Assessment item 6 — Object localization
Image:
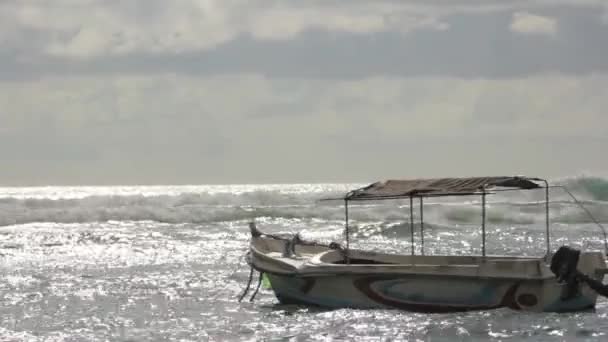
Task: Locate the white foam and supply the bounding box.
[0,180,606,226]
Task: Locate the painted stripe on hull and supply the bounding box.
[353,276,521,313]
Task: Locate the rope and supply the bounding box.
[238,266,254,302]
[249,271,264,302]
[556,186,608,255]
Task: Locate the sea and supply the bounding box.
[1,176,608,341]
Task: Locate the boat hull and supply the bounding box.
[248,234,606,312]
[266,273,597,313]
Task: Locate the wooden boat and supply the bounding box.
[246,176,608,312]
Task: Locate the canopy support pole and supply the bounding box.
[481,189,486,257]
[410,195,415,256]
[420,197,425,255]
[344,199,350,265]
[543,180,551,256]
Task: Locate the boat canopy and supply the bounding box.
[345,176,543,201]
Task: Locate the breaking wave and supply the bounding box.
[0,177,607,227]
[556,176,608,202]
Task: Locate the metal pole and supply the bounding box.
[344,199,350,264]
[482,190,486,257]
[410,195,415,256]
[544,181,550,256]
[420,197,425,255]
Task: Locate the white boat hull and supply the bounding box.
[266,273,597,312]
[250,236,606,312]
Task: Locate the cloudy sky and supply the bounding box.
[1,0,608,185]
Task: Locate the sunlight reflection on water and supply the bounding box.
[1,184,608,340]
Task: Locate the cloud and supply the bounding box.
[3,73,608,138]
[3,0,602,60]
[2,1,608,186]
[1,72,608,184]
[0,0,455,59]
[249,7,452,41]
[510,12,557,35]
[1,2,607,81]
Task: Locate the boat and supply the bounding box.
[244,176,608,312]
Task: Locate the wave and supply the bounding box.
[351,222,455,239]
[555,176,608,202]
[0,196,337,227]
[0,177,607,226]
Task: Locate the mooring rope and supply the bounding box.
[238,266,255,302]
[249,271,264,302]
[555,186,608,255]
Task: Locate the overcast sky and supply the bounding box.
[1,0,608,185]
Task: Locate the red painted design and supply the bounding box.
[353,276,521,313]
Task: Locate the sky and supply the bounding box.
[1,0,608,185]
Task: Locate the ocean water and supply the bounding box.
[1,177,608,341]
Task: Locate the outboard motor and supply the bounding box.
[550,246,580,283]
[551,245,608,299]
[550,246,581,300]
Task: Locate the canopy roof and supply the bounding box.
[345,176,543,200]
